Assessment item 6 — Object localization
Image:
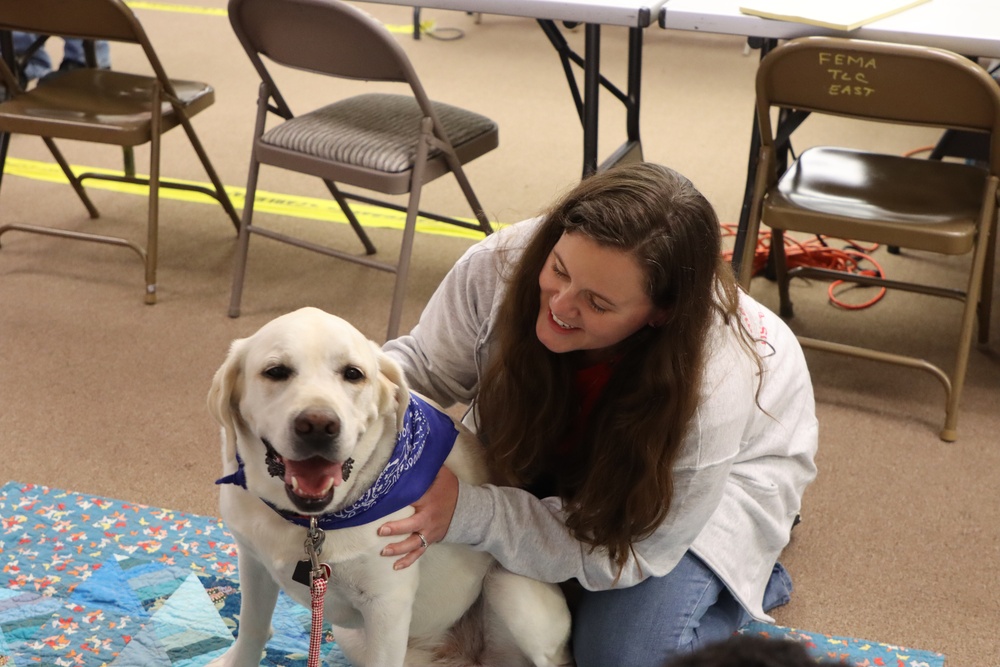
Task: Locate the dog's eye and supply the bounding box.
[262,365,293,381]
[343,366,365,382]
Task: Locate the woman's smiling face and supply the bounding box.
[535,231,665,362]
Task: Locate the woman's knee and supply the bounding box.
[572,607,685,667]
[568,553,747,667]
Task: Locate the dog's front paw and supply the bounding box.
[203,640,276,667]
[202,647,248,667]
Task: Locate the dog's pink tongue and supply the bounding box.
[283,457,344,498]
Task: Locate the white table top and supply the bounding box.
[365,0,669,27]
[658,0,1000,58]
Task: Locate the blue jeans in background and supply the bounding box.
[570,551,793,667]
[12,33,111,83]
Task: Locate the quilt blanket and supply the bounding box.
[0,482,945,667]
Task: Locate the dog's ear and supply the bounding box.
[374,345,410,433]
[207,337,248,463]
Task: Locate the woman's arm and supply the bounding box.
[383,221,540,407]
[381,333,755,585]
[382,247,491,407]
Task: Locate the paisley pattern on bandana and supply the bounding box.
[319,394,457,528]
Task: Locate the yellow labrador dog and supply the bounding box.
[206,307,572,667]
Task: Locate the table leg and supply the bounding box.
[537,20,645,178]
[597,25,645,172]
[582,24,601,176]
[626,27,643,152]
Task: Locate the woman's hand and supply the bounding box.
[378,466,459,570]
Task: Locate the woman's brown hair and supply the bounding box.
[475,162,746,573]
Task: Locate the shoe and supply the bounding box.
[0,68,29,99]
[37,59,87,85]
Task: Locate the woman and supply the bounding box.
[379,162,818,665]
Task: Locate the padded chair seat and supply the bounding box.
[765,147,987,255]
[0,69,215,145]
[260,92,498,175]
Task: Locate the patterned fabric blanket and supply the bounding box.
[0,482,945,667]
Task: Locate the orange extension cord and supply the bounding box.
[727,144,938,311]
[722,226,887,310]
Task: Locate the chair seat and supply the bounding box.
[0,69,215,146]
[765,146,987,254]
[259,92,498,178]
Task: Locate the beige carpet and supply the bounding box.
[1,3,998,665]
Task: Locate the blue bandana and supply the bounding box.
[216,394,458,530]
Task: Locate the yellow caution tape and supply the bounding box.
[5,157,496,240]
[126,1,227,16]
[124,1,435,34]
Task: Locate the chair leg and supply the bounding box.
[123,146,135,178]
[976,210,996,344]
[322,179,377,255]
[177,112,242,232]
[230,84,272,317]
[387,191,420,341]
[736,206,761,290]
[443,151,492,235]
[228,158,262,318]
[737,145,772,289]
[386,122,432,341]
[145,86,162,305]
[771,228,793,318]
[42,137,99,219]
[941,190,998,442]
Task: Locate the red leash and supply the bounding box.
[308,569,330,667]
[305,518,331,667]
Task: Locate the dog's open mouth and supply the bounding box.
[263,438,346,513]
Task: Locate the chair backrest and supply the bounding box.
[228,0,420,86]
[756,36,1000,175]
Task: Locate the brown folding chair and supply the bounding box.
[738,36,1000,442]
[0,0,240,304]
[227,0,497,340]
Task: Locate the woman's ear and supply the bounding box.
[648,308,670,329]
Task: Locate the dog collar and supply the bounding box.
[216,394,458,531]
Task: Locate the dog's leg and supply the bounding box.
[354,596,414,667]
[208,544,280,666]
[483,570,574,667]
[329,626,365,666]
[336,559,421,667]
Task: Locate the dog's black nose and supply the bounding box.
[293,408,341,451]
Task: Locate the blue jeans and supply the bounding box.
[571,552,793,667]
[12,33,111,82]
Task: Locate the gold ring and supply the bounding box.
[416,532,428,549]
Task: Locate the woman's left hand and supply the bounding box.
[378,466,459,570]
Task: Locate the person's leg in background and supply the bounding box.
[570,552,793,667]
[11,32,52,84]
[10,35,111,88]
[59,39,111,71]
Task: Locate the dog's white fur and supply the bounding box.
[206,307,571,667]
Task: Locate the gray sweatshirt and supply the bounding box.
[383,218,818,621]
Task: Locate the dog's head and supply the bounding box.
[208,307,409,514]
